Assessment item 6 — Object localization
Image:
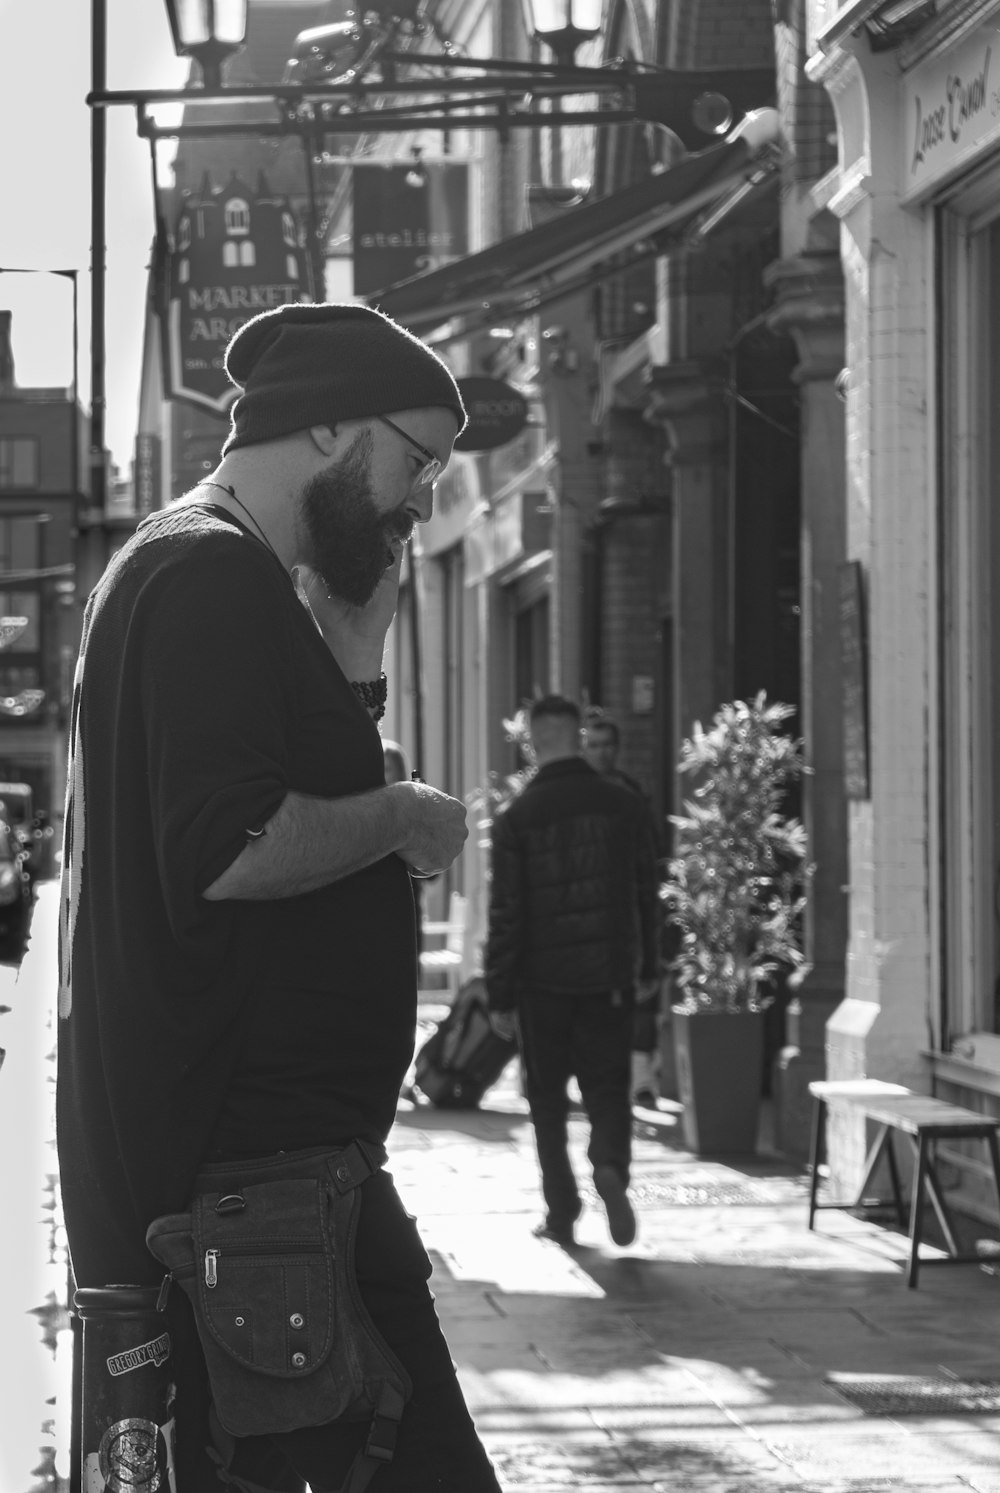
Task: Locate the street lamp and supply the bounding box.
[521,0,602,67]
[163,0,249,89]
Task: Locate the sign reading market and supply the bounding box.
[903,25,1000,198]
[164,173,309,413]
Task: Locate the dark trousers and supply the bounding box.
[517,989,633,1230]
[170,1163,500,1493]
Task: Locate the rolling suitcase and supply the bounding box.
[413,977,517,1108]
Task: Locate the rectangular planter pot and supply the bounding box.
[672,1005,764,1155]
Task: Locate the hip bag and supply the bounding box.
[146,1141,412,1493]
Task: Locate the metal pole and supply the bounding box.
[300,130,326,299]
[69,269,80,503]
[89,0,108,565]
[74,1286,177,1493]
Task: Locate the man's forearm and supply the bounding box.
[203,787,403,901]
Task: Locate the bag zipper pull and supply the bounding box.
[204,1248,219,1288]
[155,1274,172,1312]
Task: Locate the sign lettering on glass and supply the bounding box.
[354,164,468,297]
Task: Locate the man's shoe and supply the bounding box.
[532,1219,575,1247]
[593,1164,637,1246]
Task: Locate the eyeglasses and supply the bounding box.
[376,414,442,488]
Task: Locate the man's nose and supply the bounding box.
[409,484,435,524]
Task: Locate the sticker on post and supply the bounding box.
[98,1417,166,1492]
[106,1332,172,1377]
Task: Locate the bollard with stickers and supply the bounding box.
[74,1286,177,1493]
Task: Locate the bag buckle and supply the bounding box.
[215,1192,246,1215]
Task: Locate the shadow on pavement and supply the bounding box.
[429,1243,1000,1491]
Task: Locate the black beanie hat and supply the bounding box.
[221,302,466,454]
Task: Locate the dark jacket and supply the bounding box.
[485,756,659,1011]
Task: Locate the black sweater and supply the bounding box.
[484,757,659,1011]
[57,505,416,1287]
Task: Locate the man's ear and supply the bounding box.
[308,424,338,456]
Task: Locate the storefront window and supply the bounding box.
[940,187,1000,1042]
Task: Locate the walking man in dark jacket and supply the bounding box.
[485,695,660,1247]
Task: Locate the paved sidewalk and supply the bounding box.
[393,1005,1000,1493]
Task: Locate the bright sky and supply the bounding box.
[0,0,187,474]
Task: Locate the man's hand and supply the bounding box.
[294,556,402,680]
[489,1010,518,1042]
[390,779,469,876]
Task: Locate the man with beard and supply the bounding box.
[57,304,502,1491]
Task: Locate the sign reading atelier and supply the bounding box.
[354,163,469,296]
[163,172,310,413]
[454,377,529,452]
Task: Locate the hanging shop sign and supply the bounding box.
[160,173,309,414]
[903,23,999,200]
[454,377,529,452]
[354,163,469,297]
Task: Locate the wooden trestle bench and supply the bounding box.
[807,1078,1000,1288]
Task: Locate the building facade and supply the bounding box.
[377,0,808,1087]
[134,0,912,1176]
[0,312,84,836]
[807,0,1000,1216]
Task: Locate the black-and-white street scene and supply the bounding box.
[5,1,1000,1489]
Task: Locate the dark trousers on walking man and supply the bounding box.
[517,987,634,1241]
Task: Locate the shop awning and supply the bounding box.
[368,137,778,337]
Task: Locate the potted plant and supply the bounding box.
[662,693,810,1154]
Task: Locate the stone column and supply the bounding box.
[542,295,603,704]
[766,255,848,1158]
[807,28,936,1195]
[644,362,731,768]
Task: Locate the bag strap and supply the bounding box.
[340,1383,407,1493]
[204,1409,286,1493]
[205,1383,406,1493]
[325,1138,385,1195]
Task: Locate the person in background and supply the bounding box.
[485,695,660,1249]
[57,302,501,1492]
[582,712,645,798]
[583,710,665,1110]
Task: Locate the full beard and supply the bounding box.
[300,431,413,606]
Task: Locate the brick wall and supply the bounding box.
[666,0,774,70]
[776,1,838,183]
